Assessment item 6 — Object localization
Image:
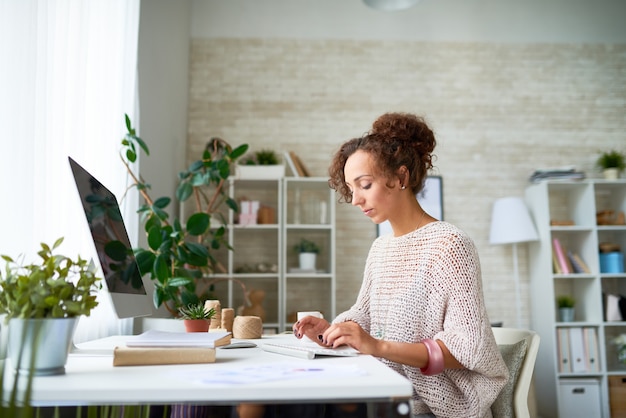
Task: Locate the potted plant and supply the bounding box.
[120,114,249,317]
[556,295,575,322]
[178,303,216,333]
[596,149,625,180]
[0,237,102,376]
[236,149,285,179]
[293,238,320,271]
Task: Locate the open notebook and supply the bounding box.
[261,341,359,360]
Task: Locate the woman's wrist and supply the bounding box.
[420,338,445,375]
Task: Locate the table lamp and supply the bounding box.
[489,197,539,328]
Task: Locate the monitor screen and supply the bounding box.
[68,156,152,319]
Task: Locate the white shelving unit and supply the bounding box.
[526,179,626,418]
[205,177,335,333]
[283,177,336,329]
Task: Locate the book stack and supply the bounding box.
[556,327,600,373]
[552,238,590,274]
[529,167,586,183]
[113,330,232,366]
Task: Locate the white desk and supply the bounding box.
[13,334,412,410]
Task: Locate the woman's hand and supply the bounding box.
[292,315,330,345]
[322,321,381,355]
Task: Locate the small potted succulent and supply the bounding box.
[556,295,575,322]
[596,149,625,180]
[293,238,320,271]
[178,302,216,333]
[0,237,102,375]
[236,149,285,179]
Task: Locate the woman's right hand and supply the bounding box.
[292,315,331,346]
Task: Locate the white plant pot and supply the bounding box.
[602,168,620,180]
[7,317,78,375]
[559,307,575,322]
[235,164,285,180]
[299,253,317,271]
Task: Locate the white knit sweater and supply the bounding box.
[334,221,508,418]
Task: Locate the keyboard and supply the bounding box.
[261,342,359,360]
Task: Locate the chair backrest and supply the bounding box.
[491,327,541,418]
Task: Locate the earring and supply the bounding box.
[401,185,406,190]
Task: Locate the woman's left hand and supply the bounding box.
[322,321,380,355]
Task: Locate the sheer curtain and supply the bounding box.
[0,0,141,343]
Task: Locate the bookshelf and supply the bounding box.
[199,177,336,333]
[526,179,626,418]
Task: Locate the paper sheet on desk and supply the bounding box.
[174,361,367,385]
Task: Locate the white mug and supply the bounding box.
[296,311,324,343]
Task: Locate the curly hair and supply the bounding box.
[328,113,436,203]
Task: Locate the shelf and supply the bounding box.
[205,177,335,333]
[527,179,626,418]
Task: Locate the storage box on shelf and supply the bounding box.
[609,375,626,417]
[526,179,626,418]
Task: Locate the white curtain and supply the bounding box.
[0,0,141,343]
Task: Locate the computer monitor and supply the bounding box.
[68,156,152,319]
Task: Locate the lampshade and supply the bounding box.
[489,197,539,245]
[363,0,421,11]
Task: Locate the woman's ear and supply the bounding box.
[397,166,409,189]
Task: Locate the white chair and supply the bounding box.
[491,327,541,418]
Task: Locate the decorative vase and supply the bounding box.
[183,319,210,333]
[299,252,317,271]
[242,289,267,321]
[7,317,78,376]
[559,307,575,322]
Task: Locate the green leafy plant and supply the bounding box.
[596,150,626,172]
[293,238,320,254]
[241,149,279,165]
[120,114,248,317]
[556,295,575,309]
[0,237,101,320]
[178,303,216,320]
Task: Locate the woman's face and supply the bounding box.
[344,150,399,225]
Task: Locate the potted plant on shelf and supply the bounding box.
[0,237,102,376]
[236,148,285,179]
[293,238,320,271]
[120,114,249,317]
[556,295,575,322]
[596,149,625,180]
[178,303,216,333]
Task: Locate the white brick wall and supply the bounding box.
[187,38,626,328]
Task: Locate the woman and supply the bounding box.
[294,112,508,418]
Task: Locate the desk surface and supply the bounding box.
[15,334,413,407]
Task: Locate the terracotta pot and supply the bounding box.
[183,319,210,333]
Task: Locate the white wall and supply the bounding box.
[136,0,191,316]
[191,0,626,44]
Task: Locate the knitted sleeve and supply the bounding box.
[429,230,503,376]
